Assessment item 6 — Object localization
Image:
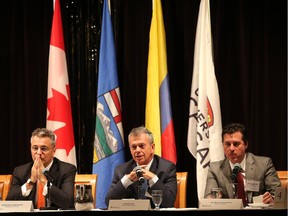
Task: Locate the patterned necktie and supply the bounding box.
[139,179,148,199]
[37,181,45,208]
[237,171,247,206]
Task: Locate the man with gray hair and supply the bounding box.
[105,126,177,208]
[7,128,77,210]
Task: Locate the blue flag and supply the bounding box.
[93,0,125,208]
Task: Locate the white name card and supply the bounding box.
[199,199,243,210]
[108,199,151,210]
[0,200,34,212]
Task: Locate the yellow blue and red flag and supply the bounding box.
[145,0,177,164]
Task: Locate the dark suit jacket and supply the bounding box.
[204,152,281,203]
[6,157,77,209]
[105,155,177,208]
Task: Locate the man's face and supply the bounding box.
[223,131,248,164]
[30,136,56,167]
[129,133,155,165]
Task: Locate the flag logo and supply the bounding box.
[94,88,123,162]
[47,87,74,156]
[207,97,213,127]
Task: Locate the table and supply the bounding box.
[2,208,287,216]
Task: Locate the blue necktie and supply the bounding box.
[139,179,148,199]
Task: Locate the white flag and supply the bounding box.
[187,0,224,199]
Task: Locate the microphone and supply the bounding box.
[231,163,241,183]
[43,170,55,184]
[134,166,145,183]
[40,170,58,210]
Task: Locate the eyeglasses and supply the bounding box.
[31,146,50,152]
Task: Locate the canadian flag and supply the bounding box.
[46,0,77,166]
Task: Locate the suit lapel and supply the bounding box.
[48,158,60,185]
[245,153,255,202]
[245,153,255,179]
[149,156,158,174]
[221,159,234,198]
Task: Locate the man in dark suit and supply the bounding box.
[204,123,281,205]
[105,126,177,208]
[6,128,77,209]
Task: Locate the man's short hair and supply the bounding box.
[128,126,154,144]
[222,123,248,143]
[31,128,56,147]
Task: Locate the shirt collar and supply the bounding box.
[137,158,154,170]
[44,159,54,171]
[229,154,246,172]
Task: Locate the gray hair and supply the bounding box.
[128,126,154,144]
[31,128,56,148]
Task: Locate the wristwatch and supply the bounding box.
[27,178,35,186]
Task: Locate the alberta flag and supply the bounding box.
[145,0,177,164]
[92,0,125,208]
[187,0,224,199]
[46,0,77,167]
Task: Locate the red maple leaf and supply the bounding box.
[47,86,74,156]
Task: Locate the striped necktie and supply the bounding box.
[139,179,148,199]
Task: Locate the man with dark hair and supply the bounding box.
[7,128,77,209]
[204,122,281,205]
[105,126,177,208]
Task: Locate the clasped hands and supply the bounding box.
[127,165,155,182]
[30,155,48,185]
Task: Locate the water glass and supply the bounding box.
[152,190,163,210]
[211,188,222,199]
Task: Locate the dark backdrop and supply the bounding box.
[0,0,286,207]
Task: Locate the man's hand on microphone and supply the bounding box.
[142,169,155,180]
[137,165,155,180]
[127,169,140,182]
[127,165,154,182]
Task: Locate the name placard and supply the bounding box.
[0,200,34,212]
[274,187,287,209]
[108,199,151,210]
[199,199,243,210]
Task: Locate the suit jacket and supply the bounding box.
[105,155,177,208]
[204,152,281,203]
[6,157,77,209]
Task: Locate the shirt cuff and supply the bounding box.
[43,183,49,196]
[121,175,133,189]
[148,175,159,187]
[22,183,32,197]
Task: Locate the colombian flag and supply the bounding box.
[145,0,177,164]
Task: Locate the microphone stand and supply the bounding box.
[232,182,238,199]
[231,165,240,199]
[46,180,51,207]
